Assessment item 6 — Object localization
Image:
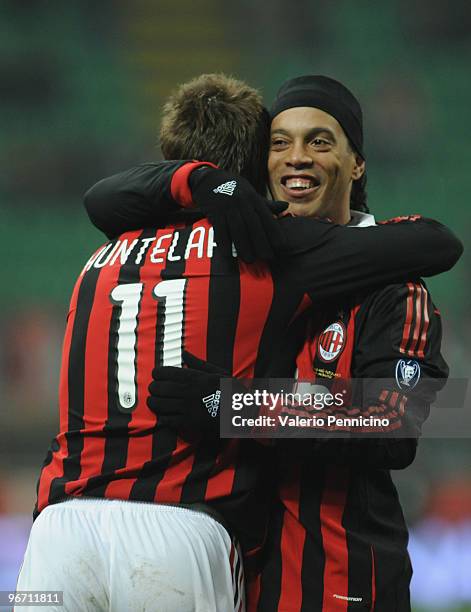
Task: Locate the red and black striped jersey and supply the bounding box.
[252,282,448,611]
[35,221,279,554]
[35,208,454,555]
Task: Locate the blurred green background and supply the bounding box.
[0,1,470,610]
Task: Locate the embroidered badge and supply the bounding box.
[395,359,421,390]
[318,322,346,363]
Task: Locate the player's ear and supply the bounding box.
[351,155,365,181]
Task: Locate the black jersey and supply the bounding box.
[253,282,448,611]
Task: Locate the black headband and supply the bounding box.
[270,75,364,159]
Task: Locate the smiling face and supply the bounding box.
[268,107,365,223]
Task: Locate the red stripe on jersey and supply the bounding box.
[279,462,302,522]
[277,466,304,611]
[170,161,217,208]
[105,478,136,500]
[370,546,376,611]
[153,437,195,501]
[37,277,82,511]
[182,221,212,360]
[417,287,430,359]
[409,284,423,356]
[246,572,261,612]
[321,466,349,612]
[232,261,274,378]
[400,283,415,355]
[389,391,399,409]
[278,509,305,612]
[66,255,122,497]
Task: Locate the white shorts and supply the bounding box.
[16,498,245,612]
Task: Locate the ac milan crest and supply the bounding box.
[318,321,346,363]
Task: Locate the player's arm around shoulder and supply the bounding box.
[274,215,463,304]
[83,160,206,239]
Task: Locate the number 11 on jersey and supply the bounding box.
[110,279,187,412]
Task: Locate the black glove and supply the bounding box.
[148,351,229,435]
[189,167,288,263]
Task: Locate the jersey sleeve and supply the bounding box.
[352,280,448,429]
[84,161,213,238]
[283,282,449,469]
[276,216,463,302]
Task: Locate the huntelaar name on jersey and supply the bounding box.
[82,227,219,275]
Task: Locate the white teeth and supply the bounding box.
[285,178,314,190]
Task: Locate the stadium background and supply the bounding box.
[0,1,469,610]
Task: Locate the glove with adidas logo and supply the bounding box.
[148,351,234,436]
[189,167,288,263]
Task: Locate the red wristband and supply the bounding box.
[170,161,218,208]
